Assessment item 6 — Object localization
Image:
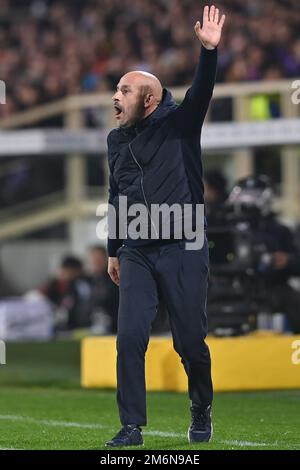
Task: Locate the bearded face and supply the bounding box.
[112,83,146,128]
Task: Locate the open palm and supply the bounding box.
[194,5,225,50]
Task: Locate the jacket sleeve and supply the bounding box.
[174,46,217,134]
[107,137,123,257]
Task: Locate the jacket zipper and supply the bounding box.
[128,141,159,239]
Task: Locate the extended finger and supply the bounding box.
[194,20,200,32]
[214,7,219,23]
[203,5,209,25]
[219,14,226,28]
[112,272,119,286]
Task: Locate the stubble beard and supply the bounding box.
[119,94,146,128]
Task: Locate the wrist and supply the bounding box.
[202,43,216,50]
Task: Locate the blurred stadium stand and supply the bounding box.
[0,0,299,337]
[0,0,299,116]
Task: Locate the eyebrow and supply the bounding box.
[116,84,132,91]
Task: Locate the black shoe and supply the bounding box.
[188,404,213,443]
[105,424,143,448]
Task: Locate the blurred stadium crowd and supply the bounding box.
[0,1,300,339]
[0,0,300,117]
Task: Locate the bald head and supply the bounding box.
[122,71,163,105]
[112,70,163,128]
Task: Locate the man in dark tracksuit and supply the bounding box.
[105,5,226,447]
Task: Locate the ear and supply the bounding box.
[144,93,154,108]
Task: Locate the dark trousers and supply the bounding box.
[116,238,213,426]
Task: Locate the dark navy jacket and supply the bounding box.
[107,47,217,257]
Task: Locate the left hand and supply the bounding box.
[194,5,226,50]
[108,257,120,286]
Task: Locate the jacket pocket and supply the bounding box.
[116,244,126,259]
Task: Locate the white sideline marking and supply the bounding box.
[221,439,269,447]
[146,430,186,438]
[0,447,17,450]
[146,431,273,447]
[0,414,106,430]
[0,414,289,448]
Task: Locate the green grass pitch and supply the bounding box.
[0,341,299,450]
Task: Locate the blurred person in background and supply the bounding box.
[227,175,300,333]
[0,265,16,297]
[86,245,119,334]
[41,255,93,331]
[204,169,228,226]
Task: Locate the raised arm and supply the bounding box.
[175,5,226,131]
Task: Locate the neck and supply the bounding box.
[143,103,159,120]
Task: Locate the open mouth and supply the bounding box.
[114,104,123,118]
